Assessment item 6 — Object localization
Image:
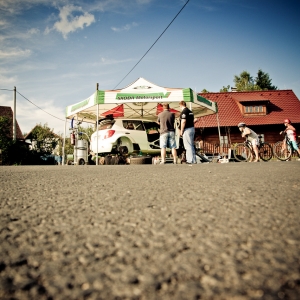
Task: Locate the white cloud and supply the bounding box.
[0,93,66,135]
[136,0,152,3]
[111,22,138,32]
[47,5,95,39]
[0,48,31,59]
[0,74,17,84]
[0,20,7,27]
[101,57,133,65]
[27,28,40,35]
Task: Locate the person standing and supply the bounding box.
[238,122,259,162]
[179,101,196,164]
[157,103,177,164]
[280,118,300,159]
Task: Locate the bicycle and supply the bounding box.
[273,133,300,161]
[233,135,273,162]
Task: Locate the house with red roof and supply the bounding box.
[194,90,300,153]
[0,106,24,140]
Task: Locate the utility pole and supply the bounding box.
[13,86,16,141]
[96,83,99,165]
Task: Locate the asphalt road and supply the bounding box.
[0,161,300,300]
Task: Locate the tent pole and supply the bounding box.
[74,114,78,164]
[62,118,67,165]
[96,104,99,165]
[13,86,16,141]
[216,112,222,155]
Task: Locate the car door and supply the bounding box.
[122,120,149,151]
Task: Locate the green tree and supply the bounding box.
[0,116,13,164]
[255,69,277,90]
[30,123,60,155]
[201,89,210,93]
[220,85,231,92]
[0,116,31,165]
[234,71,260,91]
[78,125,94,141]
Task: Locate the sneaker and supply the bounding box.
[297,158,300,161]
[160,161,166,164]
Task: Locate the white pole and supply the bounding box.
[62,118,67,165]
[96,103,99,165]
[13,86,16,141]
[74,114,78,164]
[216,112,222,154]
[96,83,99,166]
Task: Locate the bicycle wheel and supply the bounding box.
[259,143,273,161]
[233,143,251,162]
[273,141,292,161]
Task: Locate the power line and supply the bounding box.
[1,1,190,122]
[16,90,66,122]
[113,0,190,89]
[1,88,68,123]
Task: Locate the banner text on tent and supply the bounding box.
[116,92,171,101]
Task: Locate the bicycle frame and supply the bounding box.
[273,133,300,161]
[233,135,273,162]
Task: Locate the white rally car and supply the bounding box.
[90,117,181,157]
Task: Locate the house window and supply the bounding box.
[245,105,263,113]
[244,105,266,115]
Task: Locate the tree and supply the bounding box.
[0,116,31,165]
[220,85,231,92]
[29,123,60,155]
[0,116,13,164]
[255,69,277,90]
[233,71,260,91]
[232,69,277,91]
[201,89,210,93]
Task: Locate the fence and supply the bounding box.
[195,142,231,155]
[197,142,299,159]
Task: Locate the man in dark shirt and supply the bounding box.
[157,103,177,164]
[179,100,196,164]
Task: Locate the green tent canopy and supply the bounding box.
[66,77,218,123]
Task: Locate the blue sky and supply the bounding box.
[1,0,299,134]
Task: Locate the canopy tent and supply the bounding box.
[63,78,221,165]
[65,77,218,123]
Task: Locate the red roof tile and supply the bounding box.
[195,90,300,128]
[232,94,267,102]
[0,106,24,139]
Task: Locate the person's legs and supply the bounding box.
[253,145,259,162]
[168,131,177,163]
[171,148,177,163]
[291,141,300,158]
[183,128,196,163]
[160,133,168,163]
[161,148,166,163]
[252,139,259,162]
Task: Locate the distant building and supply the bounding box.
[195,90,300,152]
[0,106,24,140]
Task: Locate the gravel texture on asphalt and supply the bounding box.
[0,162,300,300]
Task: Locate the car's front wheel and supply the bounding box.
[117,137,133,154]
